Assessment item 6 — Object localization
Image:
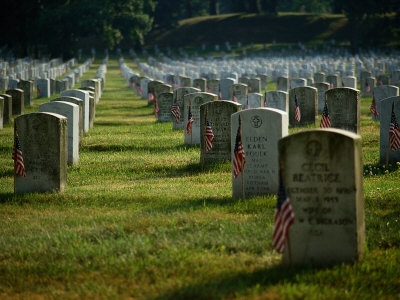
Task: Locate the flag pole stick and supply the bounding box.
[13,122,16,195]
[286,233,293,268]
[201,107,208,171]
[190,100,193,146]
[386,103,394,169]
[240,117,245,199]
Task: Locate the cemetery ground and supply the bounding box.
[0,57,399,299]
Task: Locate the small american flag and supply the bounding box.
[294,94,301,123]
[204,120,214,152]
[320,100,331,128]
[171,99,181,123]
[272,175,295,253]
[181,81,185,87]
[148,92,154,101]
[233,116,245,179]
[248,86,253,93]
[37,85,41,96]
[206,87,212,93]
[379,80,383,86]
[173,83,179,89]
[277,80,281,90]
[232,91,238,103]
[330,82,334,89]
[136,86,143,95]
[154,98,159,118]
[389,102,400,151]
[264,91,268,107]
[12,132,26,178]
[186,105,194,134]
[218,89,222,100]
[370,93,379,118]
[365,81,371,93]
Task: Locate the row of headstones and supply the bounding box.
[136,52,399,87]
[0,60,94,129]
[1,58,74,81]
[14,62,107,194]
[128,75,366,266]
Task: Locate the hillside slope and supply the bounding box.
[146,12,397,49]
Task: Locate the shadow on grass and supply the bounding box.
[363,162,400,177]
[154,264,322,299]
[83,143,199,153]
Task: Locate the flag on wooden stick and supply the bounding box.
[294,94,301,123]
[171,98,181,123]
[272,174,295,253]
[204,120,214,152]
[389,102,400,152]
[370,93,379,118]
[186,105,194,135]
[233,116,245,179]
[320,99,331,128]
[13,131,26,178]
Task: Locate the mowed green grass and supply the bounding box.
[0,58,399,299]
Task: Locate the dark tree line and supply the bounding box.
[0,0,398,58]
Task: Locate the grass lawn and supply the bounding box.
[0,57,399,299]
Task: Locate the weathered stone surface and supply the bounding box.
[288,87,318,127]
[326,88,360,134]
[279,129,365,266]
[206,79,220,95]
[200,100,242,164]
[247,93,263,108]
[248,78,261,93]
[36,79,50,98]
[17,80,33,106]
[290,78,307,89]
[62,89,90,132]
[232,108,288,198]
[157,92,174,122]
[379,96,400,164]
[373,85,399,121]
[265,91,288,113]
[179,76,192,88]
[52,97,84,141]
[277,76,289,92]
[6,89,24,116]
[326,74,341,88]
[193,78,206,92]
[15,112,68,193]
[39,101,79,165]
[220,78,234,100]
[229,83,248,107]
[183,92,217,145]
[342,76,357,89]
[0,94,12,123]
[0,97,3,129]
[172,87,200,130]
[314,72,325,83]
[312,82,330,111]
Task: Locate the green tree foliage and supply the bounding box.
[0,0,155,58]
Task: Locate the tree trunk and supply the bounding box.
[209,0,217,15]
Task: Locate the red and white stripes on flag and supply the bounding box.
[272,175,295,253]
[365,82,371,93]
[218,90,222,100]
[171,100,181,123]
[148,92,154,101]
[204,120,214,152]
[12,133,26,178]
[320,100,331,128]
[389,102,400,151]
[370,93,379,118]
[294,94,301,123]
[186,105,194,135]
[233,116,245,179]
[232,91,238,103]
[154,98,159,118]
